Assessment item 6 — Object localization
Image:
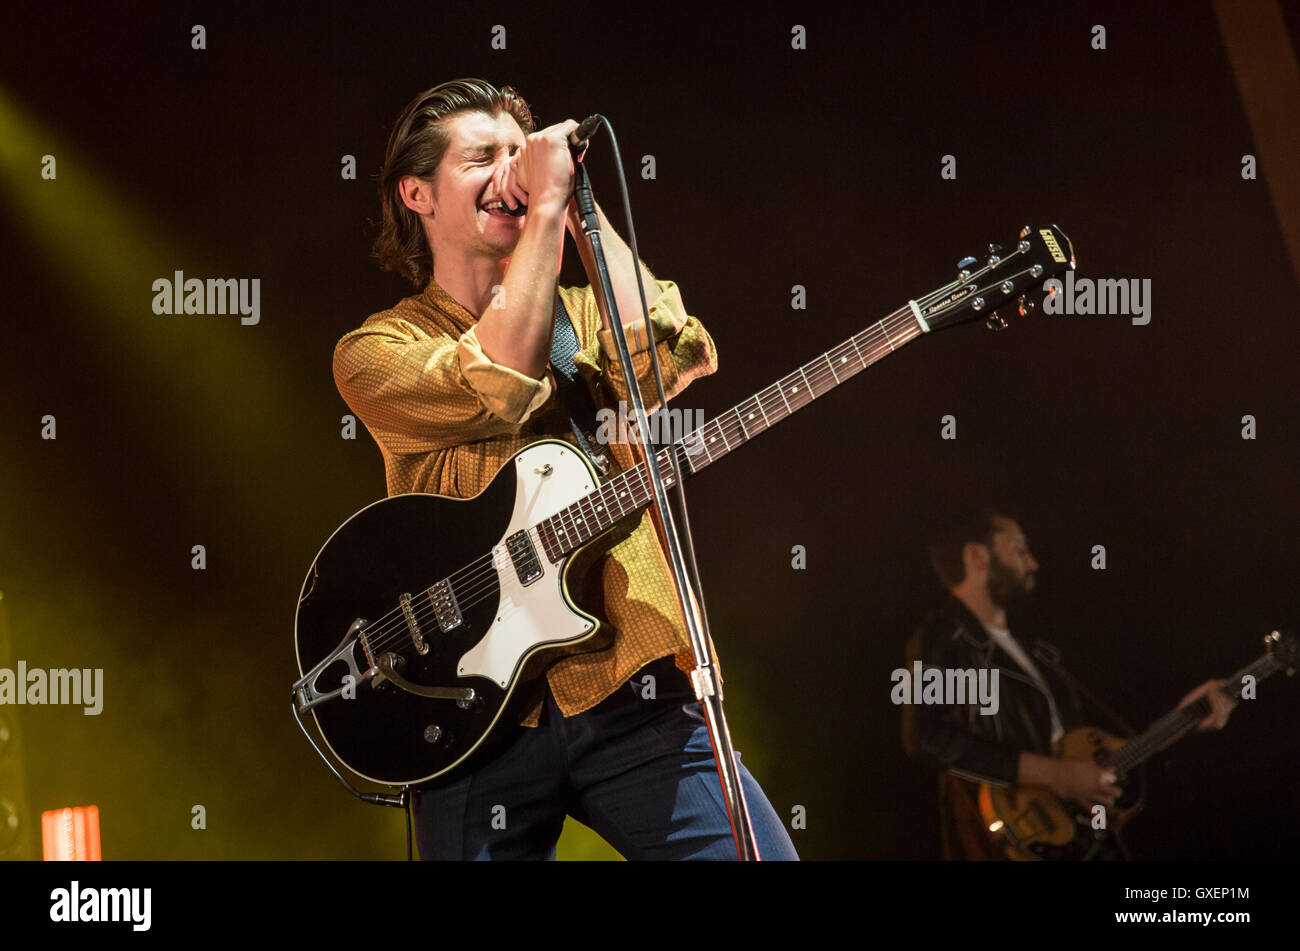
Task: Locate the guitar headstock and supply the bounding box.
[920,224,1075,333]
[1265,629,1298,675]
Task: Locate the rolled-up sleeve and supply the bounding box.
[590,279,717,411]
[333,319,554,454]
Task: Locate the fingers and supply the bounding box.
[506,154,528,209]
[1207,685,1235,729]
[1194,679,1235,730]
[1096,769,1121,806]
[1177,680,1211,710]
[492,160,507,204]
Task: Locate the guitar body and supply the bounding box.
[979,727,1138,861]
[294,439,607,787]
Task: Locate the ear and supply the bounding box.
[399,174,435,216]
[962,540,990,576]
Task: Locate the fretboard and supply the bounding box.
[536,304,926,561]
[1107,652,1281,774]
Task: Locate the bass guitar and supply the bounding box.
[979,629,1297,860]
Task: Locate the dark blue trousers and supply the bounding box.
[411,656,799,860]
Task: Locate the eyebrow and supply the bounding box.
[462,142,520,157]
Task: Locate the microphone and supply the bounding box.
[568,114,601,154]
[500,115,600,216]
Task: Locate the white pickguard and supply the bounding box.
[457,443,600,688]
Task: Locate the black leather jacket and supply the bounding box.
[901,595,1086,858]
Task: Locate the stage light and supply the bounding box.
[42,805,102,860]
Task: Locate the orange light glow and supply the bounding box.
[41,806,101,860]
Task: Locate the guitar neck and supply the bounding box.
[1108,652,1281,773]
[536,303,928,561]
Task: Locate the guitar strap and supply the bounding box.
[1031,641,1137,738]
[549,292,611,477]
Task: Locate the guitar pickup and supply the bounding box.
[400,592,429,654]
[429,579,462,633]
[505,529,542,586]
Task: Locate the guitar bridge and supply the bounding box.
[400,592,429,654]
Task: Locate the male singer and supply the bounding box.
[333,78,797,860]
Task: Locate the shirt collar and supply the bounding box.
[421,278,480,334]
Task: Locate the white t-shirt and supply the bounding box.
[983,622,1064,744]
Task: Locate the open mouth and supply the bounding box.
[480,198,520,219]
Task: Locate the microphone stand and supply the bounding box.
[565,118,759,860]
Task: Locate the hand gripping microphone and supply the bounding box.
[500,115,601,216]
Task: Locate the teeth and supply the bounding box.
[484,200,504,211]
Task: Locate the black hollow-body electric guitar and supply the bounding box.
[294,225,1076,787]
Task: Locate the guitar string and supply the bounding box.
[354,267,1030,658]
[354,263,1039,658]
[356,305,922,658]
[1118,658,1268,767]
[355,264,1035,659]
[1108,654,1276,771]
[354,300,928,658]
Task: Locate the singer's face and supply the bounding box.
[429,110,527,257]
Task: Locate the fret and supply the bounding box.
[539,303,932,558]
[849,334,868,369]
[660,449,678,488]
[835,342,861,377]
[574,494,594,541]
[591,486,610,526]
[716,415,732,452]
[594,486,613,531]
[880,322,895,351]
[1110,653,1281,774]
[777,378,794,415]
[682,429,708,473]
[732,408,748,444]
[826,351,841,384]
[797,365,814,400]
[817,353,837,392]
[862,326,887,365]
[699,424,716,464]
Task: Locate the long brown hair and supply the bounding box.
[372,78,535,288]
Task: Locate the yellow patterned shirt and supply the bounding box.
[333,277,720,726]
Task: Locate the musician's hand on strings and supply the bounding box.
[1176,678,1236,731]
[1052,759,1124,810]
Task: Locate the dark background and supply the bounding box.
[1,1,1297,860]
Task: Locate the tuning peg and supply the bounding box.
[957,255,977,279]
[1019,225,1031,238]
[986,243,1002,267]
[1017,293,1035,316]
[984,310,1008,331]
[987,243,1003,255]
